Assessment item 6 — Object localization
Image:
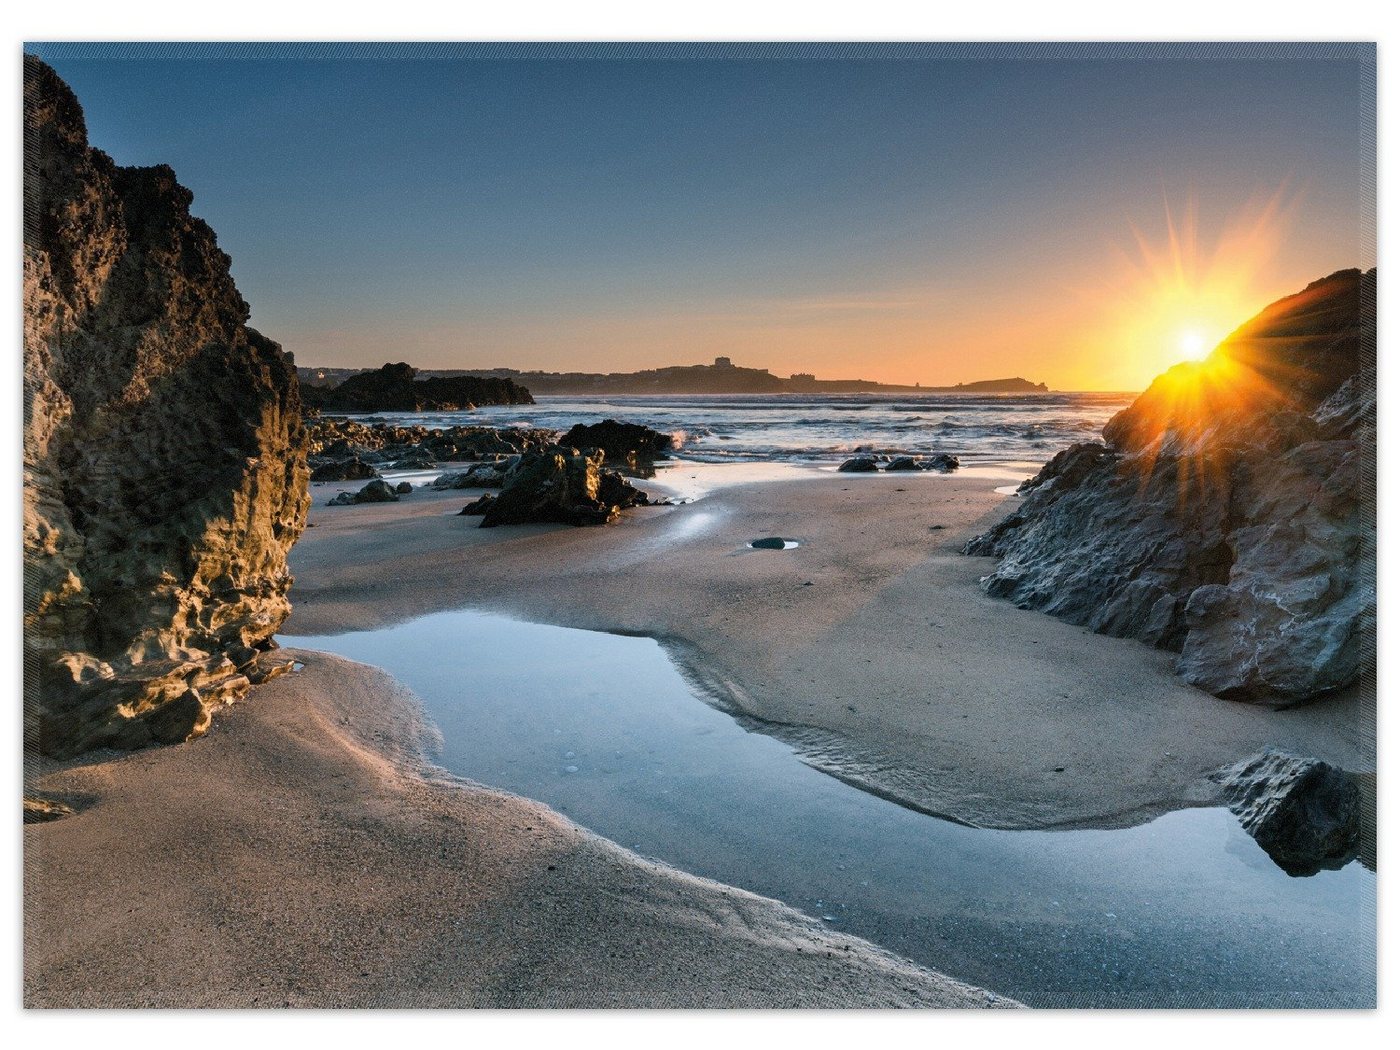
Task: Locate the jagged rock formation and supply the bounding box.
[1211,749,1362,876]
[479,449,649,527]
[23,56,310,756]
[309,457,379,482]
[965,269,1375,706]
[302,361,533,412]
[307,417,555,471]
[560,419,673,475]
[432,463,513,489]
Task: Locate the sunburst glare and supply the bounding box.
[1088,184,1305,388]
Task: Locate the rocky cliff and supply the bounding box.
[24,56,310,756]
[965,269,1375,706]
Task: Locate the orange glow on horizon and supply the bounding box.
[1087,185,1304,389]
[277,184,1341,393]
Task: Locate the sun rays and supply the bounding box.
[1092,187,1318,504]
[1088,183,1306,389]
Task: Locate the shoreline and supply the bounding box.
[24,649,1013,1008]
[25,458,1374,1008]
[285,465,1373,832]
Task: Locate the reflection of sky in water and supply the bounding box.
[289,610,1375,1008]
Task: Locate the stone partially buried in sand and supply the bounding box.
[459,494,496,516]
[750,537,799,550]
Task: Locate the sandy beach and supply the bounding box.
[25,461,1373,1007]
[24,648,1010,1008]
[21,42,1378,1017]
[287,467,1373,831]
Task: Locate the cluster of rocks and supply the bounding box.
[310,415,669,527]
[300,361,534,412]
[965,269,1375,707]
[839,453,960,473]
[23,57,309,756]
[308,418,558,496]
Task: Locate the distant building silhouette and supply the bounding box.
[714,356,733,369]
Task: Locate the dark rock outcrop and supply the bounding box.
[302,361,533,412]
[328,480,400,506]
[560,419,673,475]
[883,453,958,472]
[309,457,379,482]
[965,269,1375,706]
[838,457,880,473]
[480,448,648,528]
[1211,748,1362,876]
[458,494,497,516]
[431,462,513,489]
[24,56,310,756]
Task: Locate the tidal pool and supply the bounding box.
[286,610,1375,1008]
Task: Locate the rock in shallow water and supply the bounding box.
[750,537,789,549]
[884,457,922,472]
[1211,748,1362,877]
[838,457,880,473]
[431,462,512,489]
[23,57,309,757]
[964,269,1375,706]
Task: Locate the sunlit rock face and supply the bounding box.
[965,269,1375,706]
[479,448,649,527]
[23,56,310,756]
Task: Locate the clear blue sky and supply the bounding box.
[27,43,1374,389]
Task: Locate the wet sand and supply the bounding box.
[24,652,1010,1008]
[24,462,1372,1008]
[287,466,1373,830]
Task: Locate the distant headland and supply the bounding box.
[299,357,1050,396]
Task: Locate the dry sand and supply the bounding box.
[287,467,1374,830]
[24,651,1011,1008]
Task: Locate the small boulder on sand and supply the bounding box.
[328,480,401,506]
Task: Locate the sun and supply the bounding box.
[1084,184,1302,388]
[1177,328,1210,360]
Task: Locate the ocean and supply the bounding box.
[346,391,1137,466]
